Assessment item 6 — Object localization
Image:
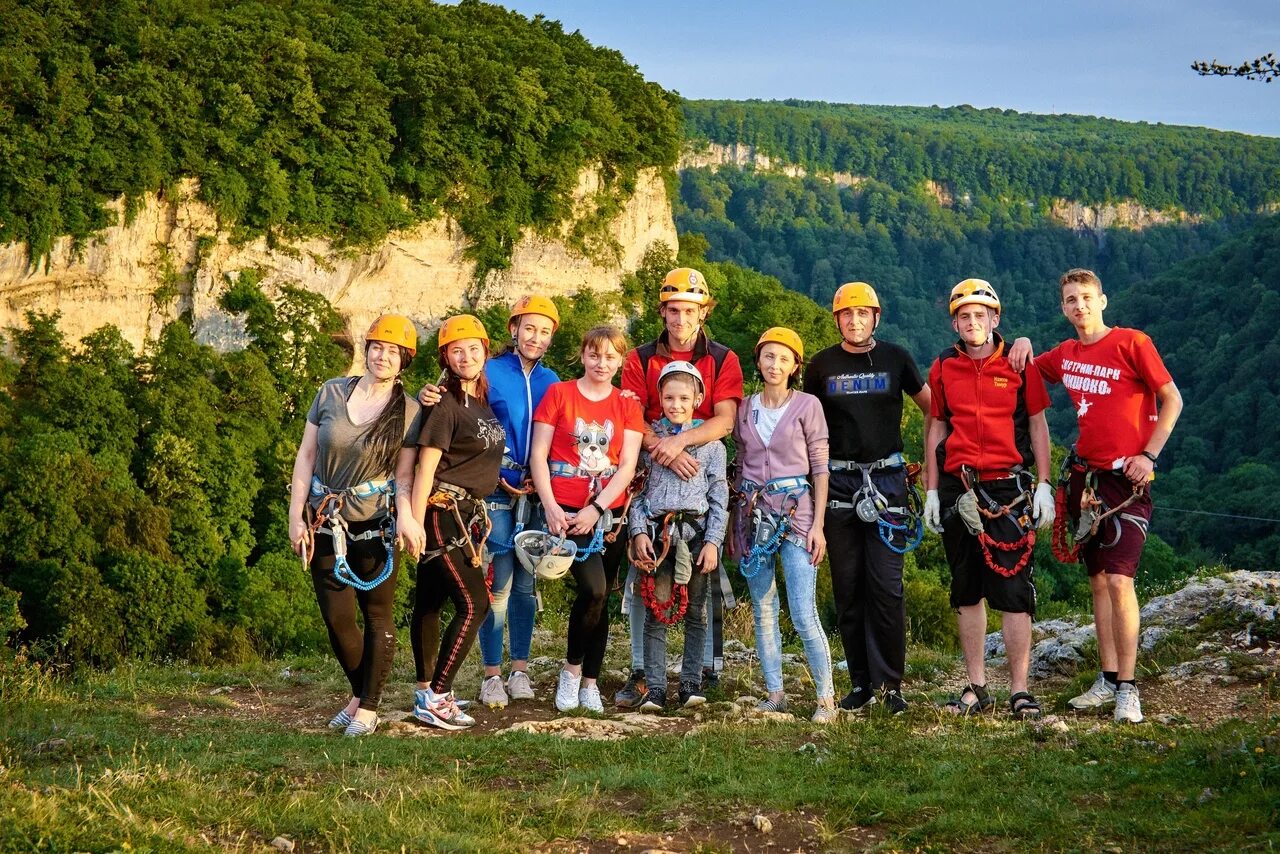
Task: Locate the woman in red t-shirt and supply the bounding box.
[531,326,644,713]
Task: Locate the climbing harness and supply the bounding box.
[1051,450,1149,563]
[827,455,925,554]
[959,467,1036,578]
[421,482,492,569]
[307,475,397,591]
[630,510,704,625]
[735,476,808,578]
[607,466,650,544]
[548,461,621,561]
[485,477,537,557]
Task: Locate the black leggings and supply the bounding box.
[310,517,398,712]
[411,502,491,693]
[564,506,627,679]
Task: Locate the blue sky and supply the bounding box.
[495,0,1280,137]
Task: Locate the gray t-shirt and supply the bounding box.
[306,377,424,522]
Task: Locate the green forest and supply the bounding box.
[0,0,682,271]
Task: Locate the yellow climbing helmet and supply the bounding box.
[437,314,490,349]
[659,267,712,305]
[949,278,1001,315]
[832,282,881,316]
[508,295,560,330]
[366,314,418,356]
[754,327,804,361]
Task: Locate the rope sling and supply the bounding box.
[1051,450,1149,563]
[826,457,926,554]
[735,476,809,579]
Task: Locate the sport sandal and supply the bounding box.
[1010,691,1042,720]
[944,683,993,716]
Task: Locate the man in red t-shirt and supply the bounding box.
[615,267,745,707]
[1029,269,1182,724]
[924,279,1056,720]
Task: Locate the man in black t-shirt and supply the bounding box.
[803,282,932,715]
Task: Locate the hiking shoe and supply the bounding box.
[701,666,720,690]
[555,669,582,712]
[811,705,839,724]
[343,714,378,737]
[884,689,908,716]
[328,709,354,729]
[756,695,789,713]
[615,669,647,709]
[578,684,605,713]
[639,686,668,713]
[479,675,509,709]
[507,670,535,701]
[838,686,877,713]
[413,689,475,730]
[1069,674,1117,711]
[678,682,706,708]
[1114,684,1144,724]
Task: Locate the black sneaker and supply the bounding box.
[884,689,908,716]
[615,669,646,709]
[839,686,878,712]
[678,681,706,708]
[639,686,667,714]
[701,667,720,690]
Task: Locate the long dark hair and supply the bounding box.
[438,343,490,404]
[362,344,415,472]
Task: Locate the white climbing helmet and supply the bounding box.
[513,530,577,580]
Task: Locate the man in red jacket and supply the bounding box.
[615,267,744,707]
[924,279,1056,720]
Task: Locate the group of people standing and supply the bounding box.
[288,264,1180,737]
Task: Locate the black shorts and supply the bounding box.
[1066,468,1152,579]
[938,472,1037,616]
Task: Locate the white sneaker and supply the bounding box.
[507,670,535,701]
[1114,684,1144,724]
[1068,674,1117,711]
[479,675,509,709]
[811,705,839,724]
[578,684,604,713]
[413,688,476,730]
[555,668,581,712]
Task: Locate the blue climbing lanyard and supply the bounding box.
[737,476,809,578]
[310,475,397,591]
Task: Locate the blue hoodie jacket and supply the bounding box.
[486,350,559,488]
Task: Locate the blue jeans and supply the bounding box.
[477,493,537,668]
[746,539,834,699]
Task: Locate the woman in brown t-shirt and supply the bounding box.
[409,314,505,731]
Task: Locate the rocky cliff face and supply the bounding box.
[683,142,1198,238]
[0,168,676,360]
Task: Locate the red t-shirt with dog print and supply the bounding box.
[534,380,645,509]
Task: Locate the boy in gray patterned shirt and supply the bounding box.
[628,362,729,711]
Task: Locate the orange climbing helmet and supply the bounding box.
[831,282,881,316]
[949,278,1001,315]
[508,295,560,330]
[659,267,712,306]
[754,327,804,362]
[438,314,490,349]
[366,314,418,356]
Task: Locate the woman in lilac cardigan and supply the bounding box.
[729,328,836,722]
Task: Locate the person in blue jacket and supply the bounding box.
[421,295,561,708]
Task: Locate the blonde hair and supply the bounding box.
[580,325,627,358]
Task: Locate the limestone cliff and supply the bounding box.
[683,142,1201,238]
[0,168,676,358]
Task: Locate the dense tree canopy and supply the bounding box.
[0,0,682,271]
[684,99,1280,216]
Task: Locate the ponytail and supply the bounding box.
[362,347,415,473]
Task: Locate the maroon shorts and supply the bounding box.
[1066,467,1153,578]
